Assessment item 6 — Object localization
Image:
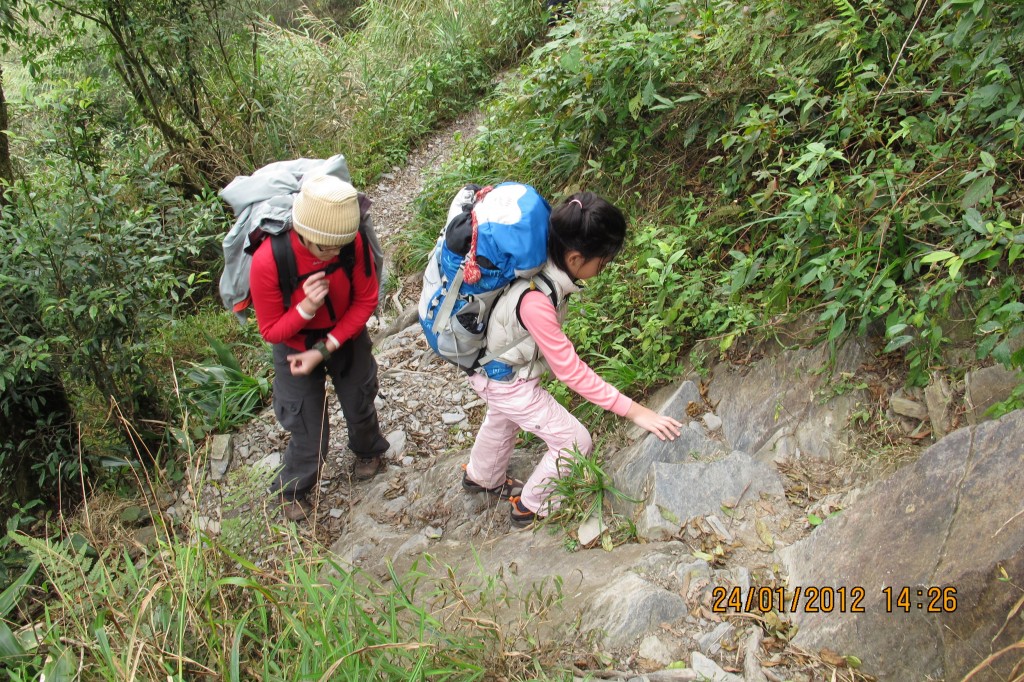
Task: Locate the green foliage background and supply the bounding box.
[416,0,1023,396]
[0,0,545,511]
[0,0,1023,677]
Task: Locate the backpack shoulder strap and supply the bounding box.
[287,229,372,321]
[270,231,299,311]
[514,273,559,328]
[476,275,560,367]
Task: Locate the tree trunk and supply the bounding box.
[0,64,13,206]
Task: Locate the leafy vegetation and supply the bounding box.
[0,524,486,680]
[2,0,1023,676]
[542,446,640,551]
[1,0,546,514]
[416,0,1024,394]
[182,334,272,437]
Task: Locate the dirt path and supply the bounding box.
[177,110,491,550]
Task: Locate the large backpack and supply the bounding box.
[418,182,551,371]
[219,154,385,323]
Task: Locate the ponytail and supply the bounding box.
[548,192,627,275]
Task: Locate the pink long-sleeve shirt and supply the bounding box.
[518,289,633,417]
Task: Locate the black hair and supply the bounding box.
[548,192,627,276]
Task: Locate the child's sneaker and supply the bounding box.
[508,496,536,528]
[461,464,523,500]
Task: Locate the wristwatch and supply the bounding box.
[313,340,331,362]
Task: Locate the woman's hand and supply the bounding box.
[300,270,330,315]
[625,403,683,441]
[286,349,323,376]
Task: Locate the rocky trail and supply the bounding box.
[156,110,1024,682]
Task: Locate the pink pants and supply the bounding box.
[466,373,593,515]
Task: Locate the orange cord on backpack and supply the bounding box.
[462,185,493,285]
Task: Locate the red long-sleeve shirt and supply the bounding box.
[250,230,378,352]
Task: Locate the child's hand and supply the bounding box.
[626,403,683,441]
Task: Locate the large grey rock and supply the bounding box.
[609,381,728,502]
[780,410,1024,681]
[709,339,867,460]
[965,365,1022,424]
[637,452,785,540]
[582,572,688,647]
[327,449,691,647]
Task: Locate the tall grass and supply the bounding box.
[0,528,485,680]
[226,0,545,182]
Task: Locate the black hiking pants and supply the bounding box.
[269,329,389,501]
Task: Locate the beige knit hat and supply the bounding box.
[291,174,360,247]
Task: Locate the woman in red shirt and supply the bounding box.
[250,174,390,522]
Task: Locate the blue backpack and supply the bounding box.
[418,183,551,371]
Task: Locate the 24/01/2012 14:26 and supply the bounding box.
[710,585,958,613]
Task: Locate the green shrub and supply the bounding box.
[182,334,272,437]
[414,0,1024,395]
[0,156,220,485]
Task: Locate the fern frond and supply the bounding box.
[832,0,865,31]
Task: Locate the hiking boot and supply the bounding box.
[461,464,523,500]
[353,455,385,481]
[281,496,313,522]
[509,496,536,528]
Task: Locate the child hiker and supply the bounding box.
[461,191,683,526]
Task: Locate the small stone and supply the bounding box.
[257,452,282,470]
[703,413,723,432]
[705,514,734,543]
[890,395,928,421]
[424,526,443,539]
[698,621,736,656]
[577,513,606,547]
[442,411,466,425]
[385,430,408,459]
[329,508,344,518]
[119,505,146,525]
[195,517,221,535]
[692,651,742,681]
[637,635,674,666]
[402,456,415,467]
[131,526,159,551]
[732,566,751,595]
[209,433,232,481]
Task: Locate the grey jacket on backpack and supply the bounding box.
[219,154,386,322]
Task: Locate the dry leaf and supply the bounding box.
[756,518,775,549]
[819,648,848,667]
